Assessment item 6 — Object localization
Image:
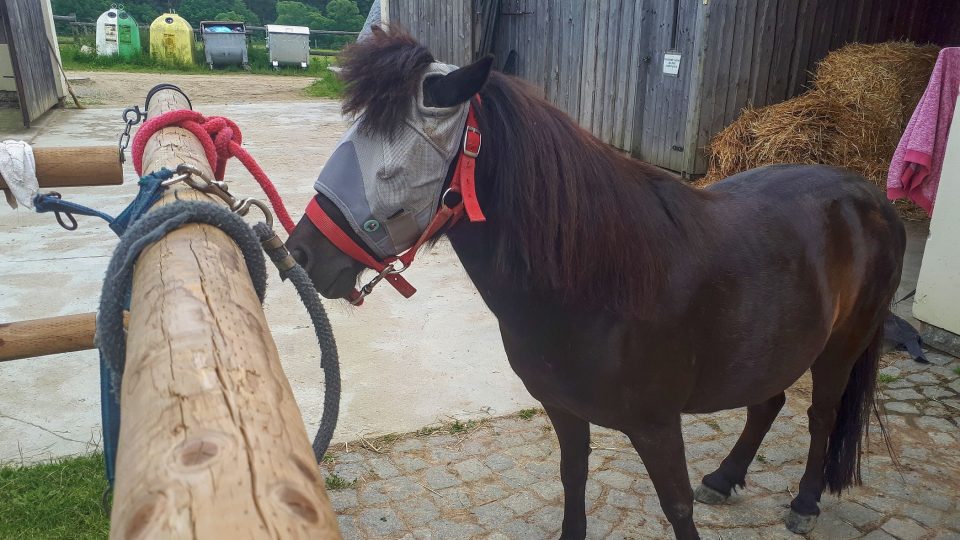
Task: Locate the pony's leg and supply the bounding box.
[628,417,700,540]
[696,392,786,504]
[785,360,850,534]
[544,405,591,540]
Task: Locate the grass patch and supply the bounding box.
[324,473,356,490]
[449,419,478,434]
[304,74,345,99]
[517,408,542,420]
[0,453,109,539]
[755,453,768,464]
[60,42,346,99]
[953,366,960,376]
[416,417,489,437]
[878,373,900,384]
[60,42,343,80]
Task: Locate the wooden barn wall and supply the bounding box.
[386,0,472,67]
[492,0,646,153]
[689,0,960,175]
[0,0,59,127]
[389,0,960,176]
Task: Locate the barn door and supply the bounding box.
[0,0,59,127]
[632,0,701,175]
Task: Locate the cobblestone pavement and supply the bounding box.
[322,351,960,539]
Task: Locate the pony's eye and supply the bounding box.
[377,166,402,181]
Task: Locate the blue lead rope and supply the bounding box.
[32,168,174,489]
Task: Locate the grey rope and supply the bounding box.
[97,201,340,460]
[254,222,340,459]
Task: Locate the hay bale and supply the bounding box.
[813,42,940,143]
[700,41,939,221]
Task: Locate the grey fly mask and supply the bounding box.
[313,62,470,260]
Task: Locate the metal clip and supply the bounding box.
[164,164,275,228]
[352,263,402,304]
[233,198,274,229]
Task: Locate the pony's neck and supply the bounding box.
[452,73,709,318]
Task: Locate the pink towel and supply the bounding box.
[887,47,960,216]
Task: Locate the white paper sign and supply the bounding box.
[663,52,681,76]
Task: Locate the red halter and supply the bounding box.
[304,99,485,305]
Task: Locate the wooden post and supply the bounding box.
[0,312,128,362]
[0,313,96,362]
[109,89,340,539]
[0,146,123,190]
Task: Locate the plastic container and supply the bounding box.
[96,7,140,58]
[149,12,195,65]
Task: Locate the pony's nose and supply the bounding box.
[290,246,309,268]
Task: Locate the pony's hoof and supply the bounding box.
[694,483,729,505]
[785,509,818,534]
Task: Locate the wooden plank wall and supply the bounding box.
[633,0,701,172]
[0,0,59,127]
[688,0,960,175]
[493,0,644,152]
[386,0,472,67]
[388,0,960,175]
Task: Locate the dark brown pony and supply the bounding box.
[286,29,905,539]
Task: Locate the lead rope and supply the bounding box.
[97,201,341,464]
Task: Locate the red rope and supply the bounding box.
[131,109,296,234]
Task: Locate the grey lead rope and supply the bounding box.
[97,201,340,461]
[254,222,341,459]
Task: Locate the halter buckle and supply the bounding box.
[463,126,481,158]
[354,263,400,304]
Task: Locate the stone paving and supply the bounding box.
[321,351,960,539]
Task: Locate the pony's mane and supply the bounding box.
[338,27,434,135]
[339,29,710,317]
[474,73,711,317]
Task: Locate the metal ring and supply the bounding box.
[143,83,192,114]
[236,198,274,229]
[440,188,462,209]
[121,106,142,125]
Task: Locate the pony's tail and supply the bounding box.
[823,322,890,493]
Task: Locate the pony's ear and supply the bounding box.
[423,55,494,108]
[370,24,387,38]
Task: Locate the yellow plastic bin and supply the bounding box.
[150,13,195,65]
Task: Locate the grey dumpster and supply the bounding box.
[200,21,248,69]
[266,24,310,69]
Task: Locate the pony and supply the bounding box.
[285,28,904,539]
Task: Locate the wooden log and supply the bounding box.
[0,312,129,362]
[109,89,341,539]
[0,313,94,362]
[0,146,123,190]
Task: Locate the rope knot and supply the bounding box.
[128,108,295,233]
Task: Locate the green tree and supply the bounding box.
[274,1,331,29]
[324,0,364,31]
[52,0,108,20]
[214,10,246,21]
[244,0,277,23]
[52,0,158,24]
[123,3,160,23]
[177,0,260,25]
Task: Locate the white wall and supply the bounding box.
[913,91,960,334]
